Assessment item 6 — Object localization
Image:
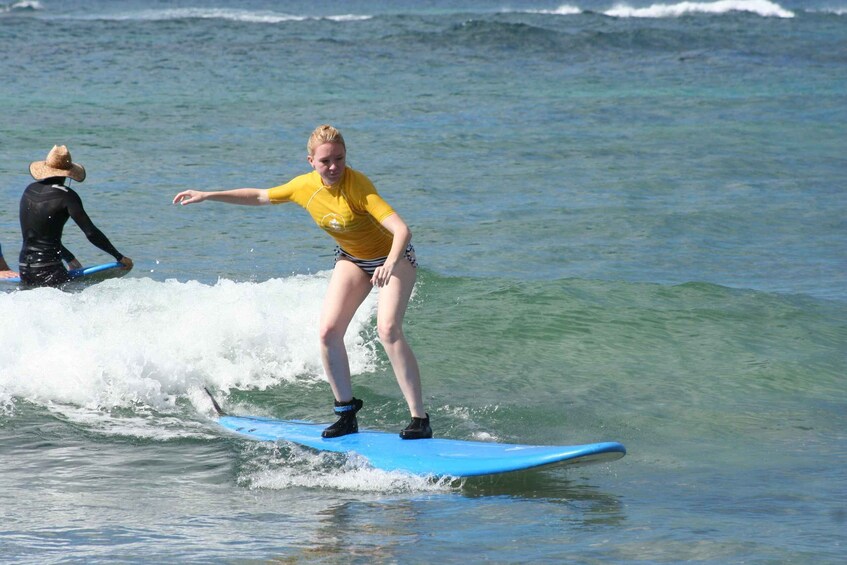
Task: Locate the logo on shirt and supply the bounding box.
[320,213,346,232]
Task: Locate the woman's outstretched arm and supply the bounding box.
[173,188,270,206]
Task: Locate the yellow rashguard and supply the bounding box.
[267,168,396,259]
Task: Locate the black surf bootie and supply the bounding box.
[400,413,432,440]
[322,397,363,438]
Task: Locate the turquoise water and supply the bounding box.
[1,1,846,562]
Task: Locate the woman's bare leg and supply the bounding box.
[376,258,425,418]
[319,260,373,402]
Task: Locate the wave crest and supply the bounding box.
[0,276,377,413]
[524,4,583,16]
[605,0,795,19]
[1,0,42,13]
[77,8,371,23]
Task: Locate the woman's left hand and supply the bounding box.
[371,261,395,287]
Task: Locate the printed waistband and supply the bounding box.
[335,244,418,275]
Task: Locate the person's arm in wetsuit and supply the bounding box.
[66,190,133,269]
[60,245,82,270]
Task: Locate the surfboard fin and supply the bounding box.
[204,387,227,416]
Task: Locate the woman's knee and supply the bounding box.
[319,320,347,346]
[377,319,404,345]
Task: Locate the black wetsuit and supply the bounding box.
[19,177,123,287]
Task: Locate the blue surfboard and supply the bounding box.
[2,261,128,284]
[215,413,626,477]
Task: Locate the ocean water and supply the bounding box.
[1,0,845,562]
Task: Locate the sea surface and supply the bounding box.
[1,0,845,562]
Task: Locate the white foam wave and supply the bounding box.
[0,275,377,417]
[605,0,795,18]
[0,0,41,13]
[812,6,847,15]
[57,404,216,441]
[79,8,371,23]
[246,446,457,493]
[523,4,583,16]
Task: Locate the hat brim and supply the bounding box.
[30,161,86,182]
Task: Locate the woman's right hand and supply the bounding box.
[173,190,207,205]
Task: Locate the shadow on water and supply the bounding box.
[460,465,625,515]
[287,464,627,562]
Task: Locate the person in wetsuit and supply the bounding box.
[19,145,133,287]
[173,125,432,440]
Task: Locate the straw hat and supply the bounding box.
[29,145,86,182]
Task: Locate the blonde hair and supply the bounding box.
[307,124,346,156]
